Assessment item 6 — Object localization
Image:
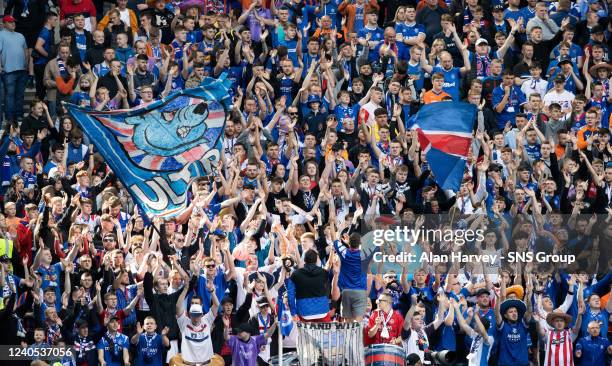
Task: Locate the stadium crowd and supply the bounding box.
[0,0,612,365]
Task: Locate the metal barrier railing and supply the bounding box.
[296,321,365,366]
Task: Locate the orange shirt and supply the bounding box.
[576,125,597,150]
[423,89,451,104]
[555,144,566,160]
[602,293,611,334]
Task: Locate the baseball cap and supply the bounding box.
[189,304,204,315]
[212,229,226,238]
[2,15,16,23]
[492,5,504,11]
[554,74,566,83]
[557,55,573,66]
[475,288,491,297]
[236,323,253,334]
[475,38,489,46]
[257,297,270,307]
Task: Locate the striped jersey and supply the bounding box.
[544,329,574,366]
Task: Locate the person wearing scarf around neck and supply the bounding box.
[44,43,81,117]
[131,316,170,366]
[96,316,130,366]
[366,292,404,346]
[73,320,97,366]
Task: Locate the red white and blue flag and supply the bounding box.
[412,102,476,192]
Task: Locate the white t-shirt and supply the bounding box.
[177,312,215,363]
[119,9,132,29]
[543,89,575,111]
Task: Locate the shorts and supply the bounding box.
[341,289,367,318]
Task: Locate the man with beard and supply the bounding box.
[126,54,158,103]
[273,59,302,106]
[495,287,532,366]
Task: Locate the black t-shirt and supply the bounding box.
[21,115,47,133]
[292,187,320,211]
[98,73,128,100]
[234,200,254,224]
[433,32,462,66]
[147,9,175,45]
[338,128,359,148]
[265,190,288,215]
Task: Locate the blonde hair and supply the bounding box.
[432,38,446,50]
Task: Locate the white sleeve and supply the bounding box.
[557,292,574,314]
[177,314,189,330]
[204,310,215,327]
[537,317,550,332]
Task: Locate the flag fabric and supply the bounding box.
[412,102,476,192]
[64,76,232,218]
[277,289,294,337]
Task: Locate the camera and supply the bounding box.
[424,351,456,366]
[282,257,295,270]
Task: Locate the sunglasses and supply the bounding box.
[205,264,216,269]
[288,112,299,116]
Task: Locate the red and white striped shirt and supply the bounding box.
[544,329,574,366]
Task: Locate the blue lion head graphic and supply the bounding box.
[98,98,226,172]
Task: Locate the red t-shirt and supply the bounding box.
[59,0,97,19]
[365,309,404,346]
[99,309,127,333]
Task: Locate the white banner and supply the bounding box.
[296,322,365,366]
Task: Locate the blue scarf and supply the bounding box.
[57,57,69,78]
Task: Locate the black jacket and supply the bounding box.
[69,29,94,64]
[143,272,184,340]
[247,310,279,356]
[211,293,252,353]
[289,263,330,300]
[85,43,108,67]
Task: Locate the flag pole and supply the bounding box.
[278,316,283,366]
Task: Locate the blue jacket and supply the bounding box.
[575,335,611,366]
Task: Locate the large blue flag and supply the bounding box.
[65,77,232,218]
[413,102,476,192]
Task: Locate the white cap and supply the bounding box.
[475,38,488,45]
[189,304,203,315]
